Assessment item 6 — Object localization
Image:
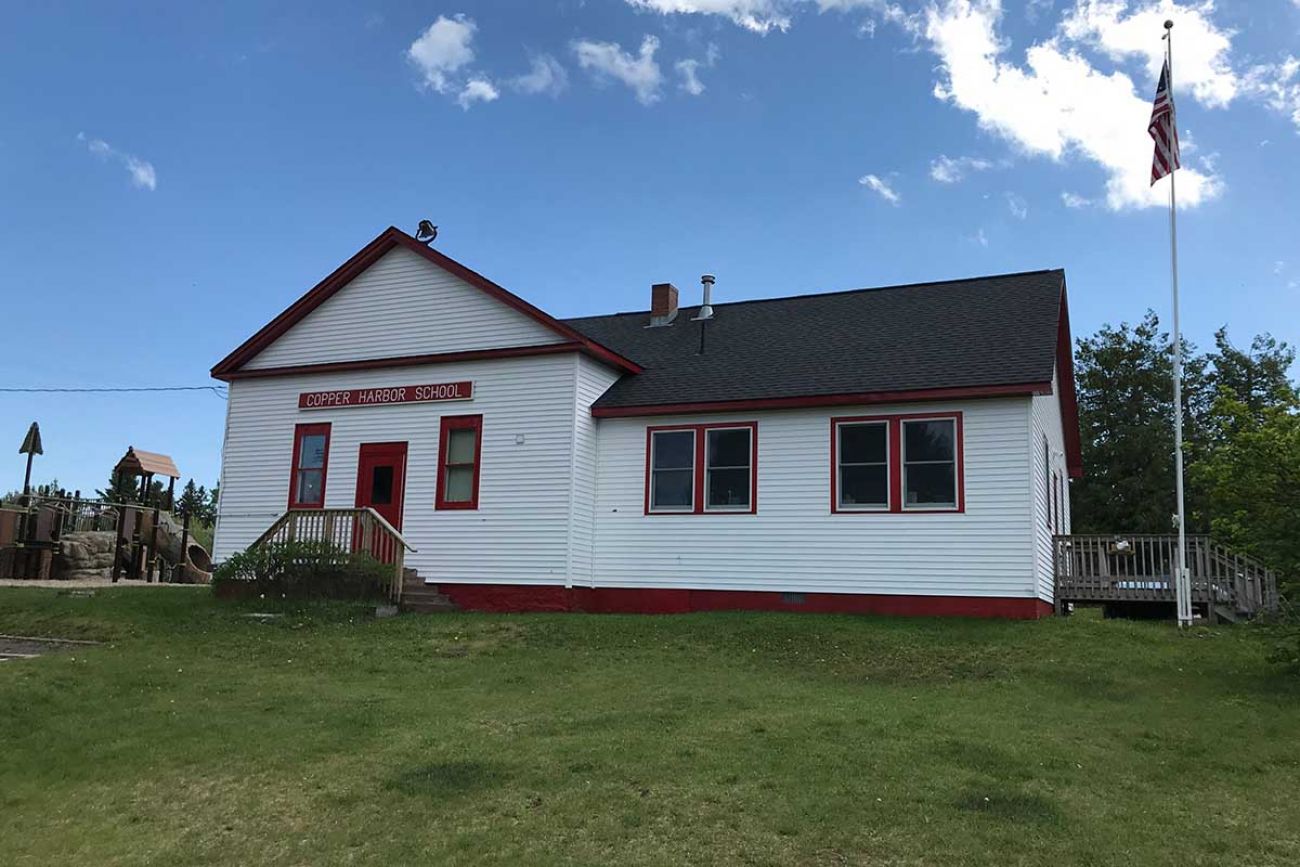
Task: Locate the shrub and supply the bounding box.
[212,541,392,600]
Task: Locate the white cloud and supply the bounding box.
[625,0,793,34]
[572,36,664,105]
[1061,190,1094,207]
[512,54,568,97]
[1243,57,1300,132]
[858,173,901,204]
[1274,260,1285,275]
[929,153,995,183]
[1059,1,1238,108]
[972,227,990,246]
[407,14,477,94]
[76,132,156,191]
[676,59,706,95]
[457,78,500,109]
[1005,191,1028,218]
[923,0,1221,210]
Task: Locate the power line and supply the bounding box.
[0,385,228,399]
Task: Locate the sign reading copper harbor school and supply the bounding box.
[298,381,473,410]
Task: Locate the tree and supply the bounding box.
[1193,395,1300,597]
[1202,329,1297,437]
[175,479,206,521]
[97,471,140,505]
[201,483,219,526]
[1070,312,1208,534]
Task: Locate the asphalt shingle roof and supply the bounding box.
[564,269,1065,410]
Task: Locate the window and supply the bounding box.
[645,423,757,514]
[650,429,695,512]
[832,413,963,514]
[902,419,958,508]
[835,421,889,510]
[436,415,482,510]
[289,423,330,508]
[706,427,753,510]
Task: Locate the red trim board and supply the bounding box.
[299,381,472,410]
[434,584,1053,619]
[210,227,642,380]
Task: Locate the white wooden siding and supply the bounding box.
[214,354,583,585]
[1030,372,1071,602]
[569,356,624,586]
[243,246,562,370]
[591,398,1038,598]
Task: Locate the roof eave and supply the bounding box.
[589,382,1052,418]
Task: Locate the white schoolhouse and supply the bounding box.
[212,226,1080,618]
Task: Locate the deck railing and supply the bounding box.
[252,508,415,602]
[1053,534,1279,619]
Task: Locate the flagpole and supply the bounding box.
[1164,19,1192,628]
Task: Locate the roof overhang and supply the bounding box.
[590,382,1052,418]
[210,227,642,381]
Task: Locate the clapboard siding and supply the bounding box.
[1030,372,1071,602]
[591,398,1037,597]
[244,247,562,370]
[214,354,582,584]
[569,356,624,585]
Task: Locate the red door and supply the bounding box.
[355,443,407,561]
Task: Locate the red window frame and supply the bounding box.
[644,422,758,515]
[288,422,331,509]
[830,411,964,514]
[436,414,483,510]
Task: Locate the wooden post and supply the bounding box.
[147,505,160,582]
[180,510,191,583]
[111,507,126,583]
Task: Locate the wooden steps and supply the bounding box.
[400,569,459,614]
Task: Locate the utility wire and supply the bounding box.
[0,385,227,398]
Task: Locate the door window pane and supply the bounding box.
[370,465,394,505]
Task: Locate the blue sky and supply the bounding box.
[2,0,1298,496]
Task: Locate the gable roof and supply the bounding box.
[567,269,1081,476]
[210,227,642,380]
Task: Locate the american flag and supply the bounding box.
[1149,60,1180,185]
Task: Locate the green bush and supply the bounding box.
[212,541,392,600]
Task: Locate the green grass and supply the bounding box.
[1,588,1298,866]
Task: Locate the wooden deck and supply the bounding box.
[1053,535,1279,622]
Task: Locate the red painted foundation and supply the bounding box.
[435,584,1054,620]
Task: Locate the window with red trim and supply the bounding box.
[832,412,963,514]
[646,423,757,514]
[436,415,482,510]
[289,423,330,509]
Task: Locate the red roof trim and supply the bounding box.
[590,382,1050,418]
[210,227,642,379]
[214,342,588,382]
[1056,283,1084,479]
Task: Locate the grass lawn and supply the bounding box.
[1,588,1298,866]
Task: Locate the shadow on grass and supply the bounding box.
[384,760,509,801]
[955,789,1063,824]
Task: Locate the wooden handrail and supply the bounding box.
[1053,534,1279,618]
[249,507,415,603]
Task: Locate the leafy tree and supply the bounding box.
[1202,329,1297,436]
[201,484,219,526]
[1070,312,1208,534]
[1192,395,1300,598]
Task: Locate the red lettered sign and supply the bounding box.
[298,381,473,410]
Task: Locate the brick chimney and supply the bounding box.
[649,282,679,327]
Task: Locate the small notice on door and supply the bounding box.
[298,381,473,410]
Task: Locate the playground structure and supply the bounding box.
[0,444,212,584]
